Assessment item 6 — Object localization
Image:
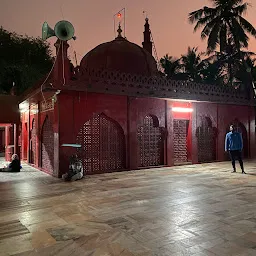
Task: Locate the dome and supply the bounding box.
[80,35,158,76]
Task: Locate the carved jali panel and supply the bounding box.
[137,115,165,167]
[196,118,217,163]
[30,119,36,164]
[75,67,250,105]
[41,117,54,174]
[173,120,188,164]
[76,114,125,174]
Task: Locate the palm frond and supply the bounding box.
[200,17,221,39]
[207,21,221,51]
[219,24,228,52]
[238,16,256,37]
[188,9,205,24]
[193,15,215,32]
[233,3,249,15]
[230,17,249,48]
[188,6,217,24]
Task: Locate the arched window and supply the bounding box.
[196,116,217,163]
[76,113,125,174]
[137,115,165,167]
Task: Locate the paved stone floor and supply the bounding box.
[0,158,256,256]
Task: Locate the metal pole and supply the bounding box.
[124,8,126,38]
[113,8,125,37]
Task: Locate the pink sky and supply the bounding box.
[1,0,256,63]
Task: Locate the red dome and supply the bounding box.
[80,36,158,76]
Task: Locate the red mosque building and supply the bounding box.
[1,19,255,177]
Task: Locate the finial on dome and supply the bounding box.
[117,23,123,38]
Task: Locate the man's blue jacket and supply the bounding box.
[225,131,243,151]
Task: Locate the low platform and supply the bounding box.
[0,159,255,255]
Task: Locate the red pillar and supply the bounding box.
[53,96,60,177]
[5,125,13,161]
[191,103,198,164]
[14,123,20,157]
[166,101,174,166]
[0,129,4,153]
[249,106,256,158]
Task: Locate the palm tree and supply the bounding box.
[188,0,256,54]
[233,56,256,90]
[160,54,182,79]
[180,47,205,82]
[201,60,224,85]
[205,45,255,85]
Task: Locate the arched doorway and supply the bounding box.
[29,119,36,164]
[0,128,5,155]
[137,115,165,167]
[41,116,54,174]
[22,123,28,160]
[225,120,249,159]
[76,113,125,174]
[196,117,217,163]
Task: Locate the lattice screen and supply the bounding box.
[30,119,36,164]
[76,114,125,174]
[41,116,54,174]
[197,118,216,163]
[137,115,165,167]
[173,120,188,163]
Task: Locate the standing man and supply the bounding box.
[225,125,246,174]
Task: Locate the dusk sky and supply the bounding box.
[1,0,256,63]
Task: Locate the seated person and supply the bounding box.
[62,154,83,181]
[0,154,21,172]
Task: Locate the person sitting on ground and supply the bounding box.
[62,154,83,181]
[0,154,21,172]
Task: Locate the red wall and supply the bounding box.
[194,103,255,161]
[21,113,29,161]
[57,91,255,176]
[58,92,128,176]
[20,90,256,177]
[128,97,166,169]
[0,129,5,153]
[169,101,193,163]
[20,101,59,176]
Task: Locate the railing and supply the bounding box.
[69,67,253,105]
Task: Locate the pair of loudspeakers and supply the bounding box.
[42,20,76,41]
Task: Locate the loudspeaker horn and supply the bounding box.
[54,20,75,41]
[42,22,55,41]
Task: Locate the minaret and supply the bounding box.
[142,18,152,55]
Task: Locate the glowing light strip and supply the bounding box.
[61,144,81,148]
[172,107,193,113]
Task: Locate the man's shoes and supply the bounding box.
[231,170,236,173]
[242,171,246,174]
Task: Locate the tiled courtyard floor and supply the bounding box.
[0,158,256,255]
